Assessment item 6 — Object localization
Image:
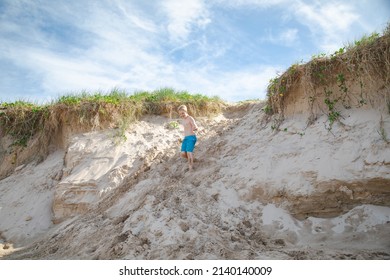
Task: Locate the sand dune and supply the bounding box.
[1,100,389,259]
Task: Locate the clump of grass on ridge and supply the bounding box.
[0,100,50,147]
[0,87,224,150]
[264,22,390,127]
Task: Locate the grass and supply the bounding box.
[0,88,225,152]
[0,101,50,147]
[265,22,390,129]
[49,87,221,106]
[56,89,129,105]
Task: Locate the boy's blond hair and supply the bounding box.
[177,105,187,112]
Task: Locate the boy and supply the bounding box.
[178,105,199,171]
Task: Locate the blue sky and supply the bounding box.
[0,0,389,103]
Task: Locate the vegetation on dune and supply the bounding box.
[264,23,390,130]
[0,101,50,147]
[1,23,389,155]
[0,88,225,150]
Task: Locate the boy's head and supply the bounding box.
[178,105,187,112]
[178,105,188,118]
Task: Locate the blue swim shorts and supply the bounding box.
[181,135,197,153]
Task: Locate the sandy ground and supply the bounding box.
[0,102,389,259]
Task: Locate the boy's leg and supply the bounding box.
[187,136,196,170]
[187,152,194,170]
[180,152,188,159]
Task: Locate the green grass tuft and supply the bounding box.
[0,88,225,149]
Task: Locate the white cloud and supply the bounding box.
[213,0,288,8]
[0,0,387,104]
[294,1,359,33]
[280,29,299,45]
[116,1,158,33]
[214,0,366,53]
[262,28,299,46]
[1,0,168,95]
[163,65,280,101]
[162,0,211,42]
[292,1,360,52]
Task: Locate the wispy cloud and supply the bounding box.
[208,66,280,101]
[162,0,211,43]
[0,0,388,103]
[1,0,165,97]
[261,28,299,46]
[292,1,360,51]
[116,1,158,34]
[215,0,379,53]
[213,0,289,9]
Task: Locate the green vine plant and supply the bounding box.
[113,117,130,145]
[323,88,341,130]
[262,104,273,115]
[270,124,305,137]
[264,25,389,133]
[356,81,367,107]
[166,121,180,130]
[336,73,349,108]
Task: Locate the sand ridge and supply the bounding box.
[1,101,389,259]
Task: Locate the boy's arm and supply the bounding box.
[190,117,199,131]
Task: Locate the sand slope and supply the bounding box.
[1,101,389,259]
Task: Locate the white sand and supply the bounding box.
[1,104,389,259]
